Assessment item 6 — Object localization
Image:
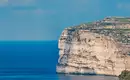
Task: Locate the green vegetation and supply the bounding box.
[116,18,130,22]
[111,17,130,22]
[88,28,130,44]
[119,70,130,80]
[66,17,130,44]
[86,22,93,24]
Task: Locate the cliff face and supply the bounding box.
[57,17,130,76]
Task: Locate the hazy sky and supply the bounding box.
[0,0,130,40]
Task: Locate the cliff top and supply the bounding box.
[65,17,130,53]
[66,16,130,30]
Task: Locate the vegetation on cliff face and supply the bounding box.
[119,70,130,80]
[57,16,130,76]
[66,17,130,54]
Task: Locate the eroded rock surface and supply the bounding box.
[57,17,130,76]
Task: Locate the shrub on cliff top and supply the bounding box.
[119,70,130,80]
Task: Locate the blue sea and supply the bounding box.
[0,41,119,80]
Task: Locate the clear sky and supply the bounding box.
[0,0,130,40]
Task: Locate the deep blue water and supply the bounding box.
[0,41,118,80]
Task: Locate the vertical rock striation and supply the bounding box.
[57,17,130,76]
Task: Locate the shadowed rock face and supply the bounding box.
[57,17,130,76]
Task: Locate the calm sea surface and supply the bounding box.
[0,41,118,80]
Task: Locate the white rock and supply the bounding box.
[57,29,130,76]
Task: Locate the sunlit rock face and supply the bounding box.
[57,17,130,76]
[57,21,130,76]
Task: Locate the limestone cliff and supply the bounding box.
[56,17,130,76]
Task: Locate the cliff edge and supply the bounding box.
[57,17,130,76]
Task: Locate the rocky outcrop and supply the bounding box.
[56,17,130,76]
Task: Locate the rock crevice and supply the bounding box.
[57,17,130,76]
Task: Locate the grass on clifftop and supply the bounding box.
[116,18,130,23]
